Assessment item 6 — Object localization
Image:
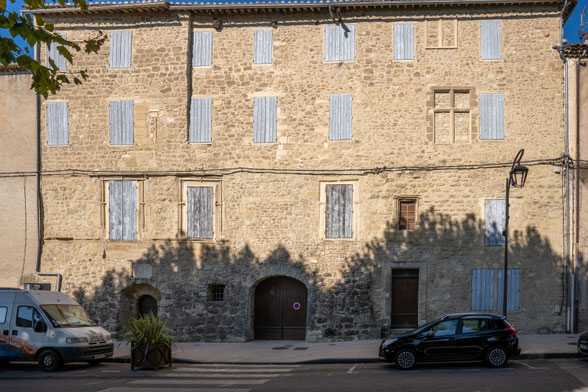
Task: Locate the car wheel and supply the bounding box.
[38,350,62,372]
[485,346,508,368]
[395,348,417,370]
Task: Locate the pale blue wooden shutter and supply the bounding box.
[46,102,68,146]
[480,94,504,139]
[109,31,132,68]
[190,98,212,143]
[109,180,136,240]
[481,21,501,60]
[329,94,352,140]
[47,33,67,70]
[325,184,353,238]
[193,31,212,67]
[394,24,414,60]
[324,25,355,61]
[472,269,494,311]
[187,187,213,239]
[254,29,272,64]
[253,97,277,143]
[497,269,520,311]
[109,100,134,145]
[485,199,506,246]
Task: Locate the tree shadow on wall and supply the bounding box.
[70,206,566,341]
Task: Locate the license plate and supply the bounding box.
[580,344,587,350]
[94,354,107,359]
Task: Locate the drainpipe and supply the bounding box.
[34,42,62,292]
[574,59,580,333]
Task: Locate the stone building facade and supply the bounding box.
[32,0,574,341]
[0,66,39,288]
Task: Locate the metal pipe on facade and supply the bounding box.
[34,42,62,292]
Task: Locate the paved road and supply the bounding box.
[2,358,588,391]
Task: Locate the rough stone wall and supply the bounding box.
[40,5,567,341]
[0,71,38,288]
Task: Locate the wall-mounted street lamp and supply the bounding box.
[503,149,529,318]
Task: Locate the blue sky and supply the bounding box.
[2,0,588,56]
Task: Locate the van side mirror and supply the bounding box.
[34,319,47,333]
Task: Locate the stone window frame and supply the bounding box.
[177,178,223,242]
[426,87,478,144]
[319,179,360,241]
[424,19,458,49]
[100,177,145,241]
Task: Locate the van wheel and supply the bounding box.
[395,348,417,370]
[485,346,509,368]
[38,350,62,372]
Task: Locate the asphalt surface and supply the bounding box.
[2,358,588,391]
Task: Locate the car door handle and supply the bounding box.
[11,330,18,336]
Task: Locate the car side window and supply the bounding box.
[462,318,495,333]
[427,320,459,336]
[16,306,43,330]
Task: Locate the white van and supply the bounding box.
[0,288,113,371]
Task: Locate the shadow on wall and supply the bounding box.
[70,207,566,341]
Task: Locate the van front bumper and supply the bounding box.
[56,343,114,363]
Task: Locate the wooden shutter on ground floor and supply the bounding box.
[497,269,520,311]
[472,269,494,311]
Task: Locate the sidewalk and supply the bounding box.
[112,334,582,364]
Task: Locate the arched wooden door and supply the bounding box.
[254,277,307,340]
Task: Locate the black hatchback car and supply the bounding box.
[379,313,521,369]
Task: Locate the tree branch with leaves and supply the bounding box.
[0,0,105,97]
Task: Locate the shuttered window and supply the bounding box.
[399,200,416,230]
[46,102,68,146]
[46,33,67,71]
[394,24,414,60]
[254,29,272,64]
[497,269,520,311]
[190,98,212,143]
[329,94,352,140]
[109,31,132,68]
[481,21,501,60]
[253,97,277,143]
[109,180,137,241]
[193,31,212,67]
[325,184,353,238]
[324,25,355,62]
[109,100,134,145]
[480,94,504,140]
[485,199,506,246]
[187,187,214,239]
[472,269,494,311]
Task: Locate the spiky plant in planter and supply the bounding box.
[124,313,175,370]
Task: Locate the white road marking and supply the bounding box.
[130,379,269,386]
[519,362,549,370]
[346,364,358,374]
[164,373,281,378]
[98,388,250,392]
[171,367,291,373]
[555,361,588,386]
[181,364,300,368]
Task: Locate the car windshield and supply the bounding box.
[41,305,97,328]
[412,320,439,334]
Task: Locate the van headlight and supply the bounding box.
[66,337,88,344]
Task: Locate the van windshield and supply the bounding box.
[41,305,97,328]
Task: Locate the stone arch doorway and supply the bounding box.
[138,294,158,318]
[118,284,161,334]
[254,276,307,340]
